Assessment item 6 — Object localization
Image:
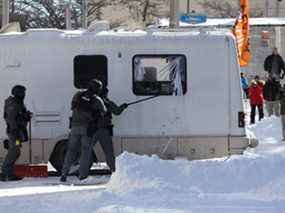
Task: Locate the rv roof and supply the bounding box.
[0,27,233,41]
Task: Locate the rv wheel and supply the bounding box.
[49,140,98,174]
[49,140,68,174]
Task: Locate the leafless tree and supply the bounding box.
[88,0,106,22]
[198,0,263,18]
[113,0,169,24]
[9,0,109,30]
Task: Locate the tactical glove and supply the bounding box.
[3,139,9,150]
[25,111,33,122]
[121,103,128,109]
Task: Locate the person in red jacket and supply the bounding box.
[249,80,264,124]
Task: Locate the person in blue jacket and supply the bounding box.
[240,72,249,99]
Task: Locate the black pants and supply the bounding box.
[250,104,264,124]
[1,134,21,176]
[243,88,249,99]
[92,128,115,172]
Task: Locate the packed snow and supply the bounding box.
[1,116,285,213]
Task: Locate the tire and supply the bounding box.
[49,139,98,174]
[49,140,68,174]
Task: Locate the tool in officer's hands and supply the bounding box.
[126,94,160,107]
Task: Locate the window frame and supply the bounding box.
[132,54,187,96]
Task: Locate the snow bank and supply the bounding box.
[107,151,285,196]
[247,116,282,144]
[1,117,285,213]
[107,116,285,198]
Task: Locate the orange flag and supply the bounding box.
[232,0,251,67]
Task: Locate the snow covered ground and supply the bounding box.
[1,116,285,213]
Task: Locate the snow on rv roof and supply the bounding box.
[158,17,285,27]
[0,27,233,41]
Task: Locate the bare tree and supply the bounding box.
[10,0,109,30]
[113,0,169,24]
[88,0,106,22]
[198,0,263,18]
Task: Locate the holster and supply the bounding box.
[12,128,28,143]
[18,128,28,142]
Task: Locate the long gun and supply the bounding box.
[126,95,159,106]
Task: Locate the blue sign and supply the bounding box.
[180,14,207,24]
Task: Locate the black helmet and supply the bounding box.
[11,85,26,99]
[100,87,109,98]
[87,79,103,94]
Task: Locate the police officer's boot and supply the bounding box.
[1,174,23,181]
[60,174,67,182]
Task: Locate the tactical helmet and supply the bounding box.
[11,85,26,99]
[100,87,109,98]
[87,79,103,94]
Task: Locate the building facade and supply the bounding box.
[246,25,285,82]
[179,0,285,17]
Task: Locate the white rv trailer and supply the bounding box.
[0,27,255,170]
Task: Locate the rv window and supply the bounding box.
[133,55,187,96]
[74,55,108,89]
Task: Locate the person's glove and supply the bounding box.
[25,111,33,122]
[3,139,9,150]
[121,103,128,109]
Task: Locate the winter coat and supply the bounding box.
[264,54,285,75]
[241,76,249,90]
[71,91,107,127]
[3,96,30,140]
[263,80,281,102]
[96,98,126,128]
[249,85,264,105]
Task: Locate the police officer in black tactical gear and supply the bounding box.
[1,85,32,181]
[60,79,107,182]
[91,87,128,173]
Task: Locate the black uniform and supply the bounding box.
[264,54,285,81]
[263,79,281,102]
[1,85,31,181]
[92,89,127,173]
[61,91,106,181]
[60,79,106,182]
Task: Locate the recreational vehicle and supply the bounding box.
[0,26,256,172]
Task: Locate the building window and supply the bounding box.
[133,55,187,96]
[74,55,108,89]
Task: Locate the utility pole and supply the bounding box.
[2,0,9,28]
[65,0,72,30]
[187,0,190,14]
[169,0,180,28]
[276,0,280,17]
[265,0,269,17]
[82,0,87,28]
